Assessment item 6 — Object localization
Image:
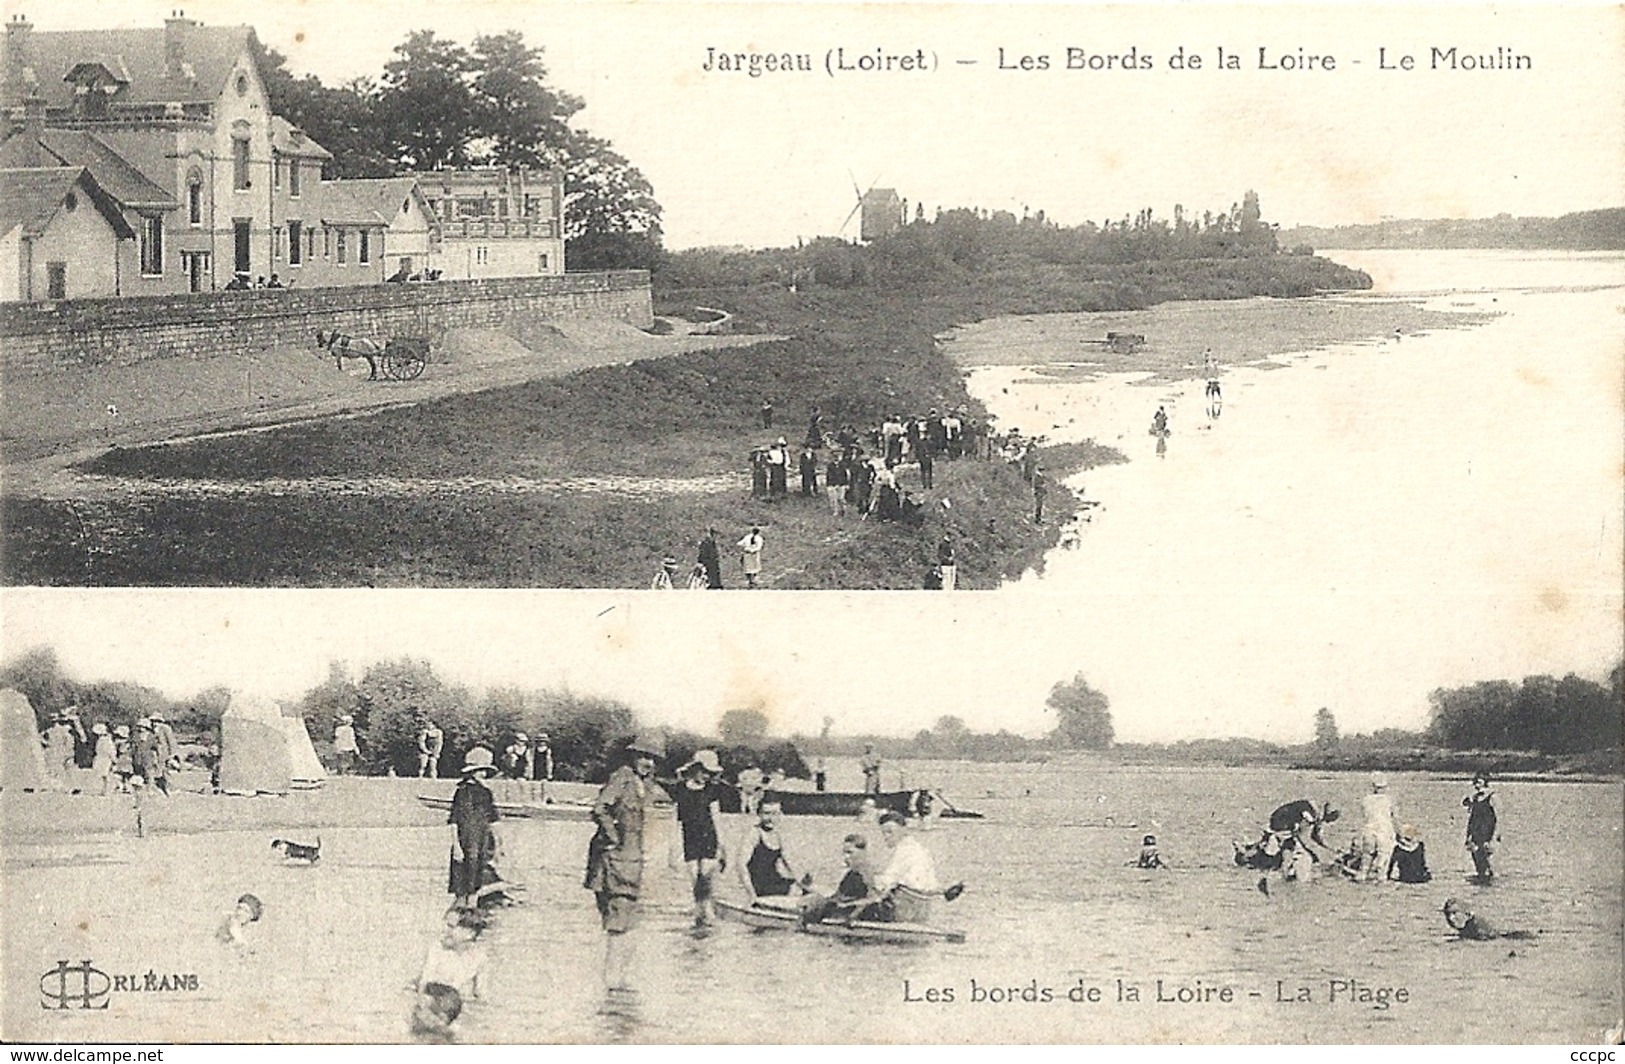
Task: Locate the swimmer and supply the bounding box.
[1442,898,1534,941]
[411,982,464,1040]
[412,907,487,1034]
[1133,834,1167,870]
[217,893,263,949]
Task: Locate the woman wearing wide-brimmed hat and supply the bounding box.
[447,746,501,908]
[586,733,664,990]
[90,723,115,796]
[673,748,727,927]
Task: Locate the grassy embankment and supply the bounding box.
[4,254,1367,587]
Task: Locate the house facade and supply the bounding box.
[0,13,361,295]
[413,167,565,280]
[1,15,571,301]
[0,165,133,301]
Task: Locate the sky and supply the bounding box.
[0,590,1112,741]
[10,1,1623,248]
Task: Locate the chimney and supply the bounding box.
[165,10,197,77]
[5,15,34,91]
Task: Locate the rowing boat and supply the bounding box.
[416,794,593,821]
[714,898,966,943]
[719,787,984,819]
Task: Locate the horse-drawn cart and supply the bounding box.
[314,330,429,381]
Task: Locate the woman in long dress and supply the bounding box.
[447,746,501,908]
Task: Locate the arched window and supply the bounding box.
[186,169,203,225]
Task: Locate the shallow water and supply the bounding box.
[5,765,1619,1043]
[960,250,1624,740]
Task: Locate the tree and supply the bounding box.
[376,31,480,170]
[1313,707,1340,750]
[718,708,770,745]
[470,31,582,168]
[1047,674,1114,749]
[560,131,664,269]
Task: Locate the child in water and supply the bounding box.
[1388,825,1432,883]
[414,906,488,1032]
[1134,834,1166,870]
[217,893,264,951]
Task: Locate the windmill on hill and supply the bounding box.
[838,172,905,243]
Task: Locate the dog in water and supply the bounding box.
[271,837,321,864]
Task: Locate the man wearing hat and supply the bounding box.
[333,714,360,775]
[448,746,501,908]
[1359,774,1399,882]
[130,718,160,793]
[533,732,554,782]
[150,712,177,794]
[650,555,681,590]
[90,723,116,796]
[501,733,533,780]
[586,733,664,990]
[42,712,78,786]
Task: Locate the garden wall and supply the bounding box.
[0,271,652,377]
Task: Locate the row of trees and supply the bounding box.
[1424,668,1622,754]
[252,30,662,270]
[659,192,1287,293]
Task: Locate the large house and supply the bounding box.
[0,14,568,302]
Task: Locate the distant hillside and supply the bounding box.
[1280,207,1625,251]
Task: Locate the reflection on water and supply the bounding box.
[961,250,1624,741]
[4,763,1620,1043]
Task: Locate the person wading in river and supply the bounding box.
[585,733,664,991]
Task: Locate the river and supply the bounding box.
[5,763,1619,1043]
[958,249,1624,741]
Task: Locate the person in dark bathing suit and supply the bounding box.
[1443,898,1535,941]
[1387,824,1432,883]
[1463,773,1498,881]
[673,749,727,926]
[740,801,807,898]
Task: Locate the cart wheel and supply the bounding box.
[395,352,426,380]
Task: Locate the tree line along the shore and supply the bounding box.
[4,649,1617,782]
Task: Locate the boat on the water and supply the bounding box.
[417,794,593,821]
[714,898,966,943]
[719,787,983,819]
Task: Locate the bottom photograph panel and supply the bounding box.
[2,591,1620,1044]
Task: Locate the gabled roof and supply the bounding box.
[319,183,387,227]
[269,116,332,161]
[0,128,177,210]
[327,177,434,229]
[2,24,256,110]
[0,166,135,239]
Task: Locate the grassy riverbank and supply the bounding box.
[5,254,1365,587]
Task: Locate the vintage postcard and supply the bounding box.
[1,0,1621,1048]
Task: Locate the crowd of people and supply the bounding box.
[644,401,1061,590]
[37,704,177,796]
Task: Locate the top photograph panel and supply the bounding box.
[2,1,1621,590]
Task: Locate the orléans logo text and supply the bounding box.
[40,960,199,1010]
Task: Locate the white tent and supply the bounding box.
[281,715,327,790]
[0,689,50,792]
[217,693,292,795]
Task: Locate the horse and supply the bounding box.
[314,329,384,380]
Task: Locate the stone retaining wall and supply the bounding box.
[1,271,653,377]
